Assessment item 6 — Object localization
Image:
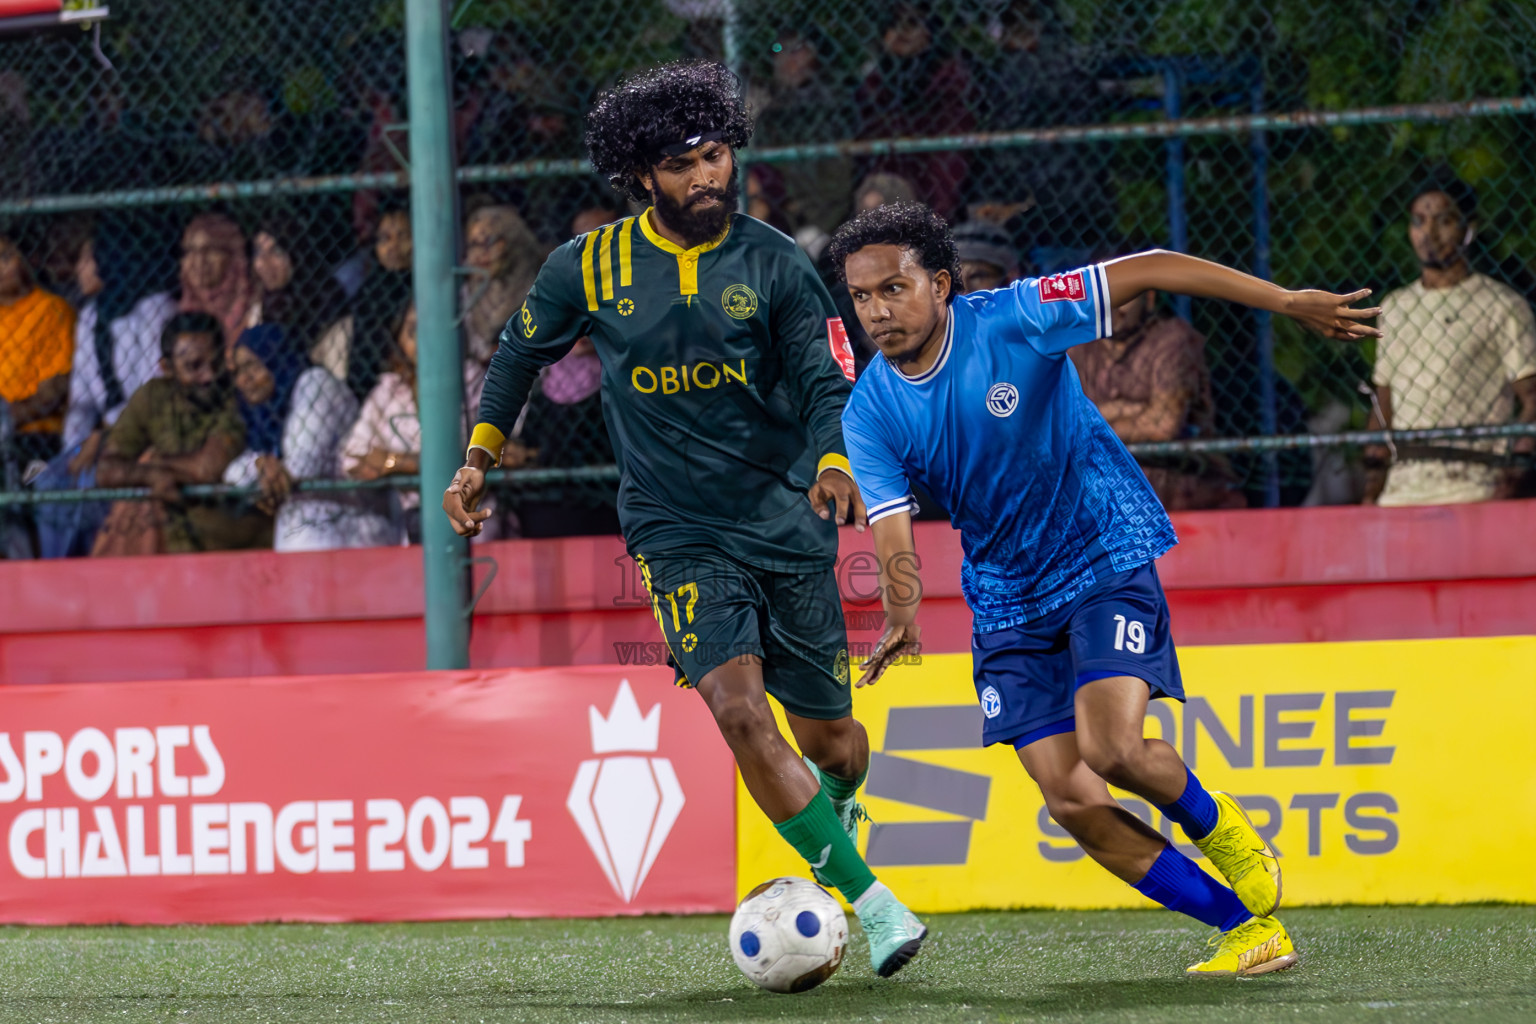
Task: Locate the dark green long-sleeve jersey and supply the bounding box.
[473,210,858,570]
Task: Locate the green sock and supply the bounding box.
[806,756,866,804]
[774,791,877,904]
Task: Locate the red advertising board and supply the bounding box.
[0,667,736,924]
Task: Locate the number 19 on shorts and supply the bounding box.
[1112,614,1147,654]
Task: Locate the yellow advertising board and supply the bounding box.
[737,637,1536,911]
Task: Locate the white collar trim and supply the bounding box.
[891,309,955,386]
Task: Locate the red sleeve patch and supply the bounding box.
[827,317,856,383]
[1038,271,1087,303]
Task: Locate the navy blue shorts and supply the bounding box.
[970,561,1185,748]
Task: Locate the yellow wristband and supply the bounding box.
[817,453,854,480]
[467,422,507,467]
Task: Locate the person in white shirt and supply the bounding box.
[1367,177,1536,505]
[341,304,484,545]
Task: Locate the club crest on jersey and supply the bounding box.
[986,382,1019,418]
[721,283,758,319]
[834,648,850,686]
[827,317,856,383]
[1038,271,1086,303]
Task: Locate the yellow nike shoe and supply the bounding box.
[1189,791,1281,917]
[1185,916,1298,978]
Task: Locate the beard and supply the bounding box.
[184,376,230,412]
[650,173,740,248]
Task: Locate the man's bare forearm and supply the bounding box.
[147,439,240,484]
[96,455,150,488]
[871,513,922,628]
[1103,250,1292,313]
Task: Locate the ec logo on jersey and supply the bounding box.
[618,298,635,316]
[980,686,1003,719]
[986,382,1019,418]
[1038,271,1086,303]
[721,284,758,319]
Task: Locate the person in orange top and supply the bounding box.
[0,234,75,462]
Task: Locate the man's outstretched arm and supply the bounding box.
[1102,250,1383,341]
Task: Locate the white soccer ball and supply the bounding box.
[728,876,849,993]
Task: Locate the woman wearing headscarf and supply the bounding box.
[461,203,544,367]
[312,206,413,401]
[245,215,347,352]
[37,213,178,557]
[223,323,372,551]
[177,212,255,350]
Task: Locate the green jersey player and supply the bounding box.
[441,60,925,977]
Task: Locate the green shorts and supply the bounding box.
[634,549,852,720]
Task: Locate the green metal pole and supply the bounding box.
[406,0,469,670]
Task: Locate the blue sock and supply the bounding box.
[1157,766,1220,841]
[1133,844,1250,932]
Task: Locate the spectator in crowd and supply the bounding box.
[61,217,179,473]
[854,2,974,220]
[313,205,413,401]
[42,216,94,309]
[0,234,75,466]
[178,212,256,351]
[193,66,277,183]
[94,312,270,555]
[966,0,1113,268]
[569,202,620,239]
[853,172,919,216]
[342,304,485,545]
[1367,177,1536,505]
[746,165,795,236]
[753,23,857,236]
[1069,282,1246,511]
[952,220,1020,294]
[245,216,347,353]
[462,204,543,367]
[223,324,371,551]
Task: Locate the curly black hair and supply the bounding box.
[584,60,754,205]
[827,202,963,304]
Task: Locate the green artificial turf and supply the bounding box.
[0,907,1531,1023]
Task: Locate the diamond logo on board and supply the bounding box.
[566,680,686,902]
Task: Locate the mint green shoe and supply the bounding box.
[804,757,872,849]
[853,882,927,978]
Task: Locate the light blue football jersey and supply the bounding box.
[842,265,1177,634]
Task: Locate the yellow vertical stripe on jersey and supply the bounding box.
[580,230,599,311]
[599,224,616,301]
[619,217,634,287]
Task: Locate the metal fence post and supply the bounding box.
[406,0,469,670]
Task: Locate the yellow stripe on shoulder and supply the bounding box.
[580,230,599,311]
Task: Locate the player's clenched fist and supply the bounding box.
[442,466,492,536]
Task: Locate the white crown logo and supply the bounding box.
[568,679,685,903]
[589,679,661,754]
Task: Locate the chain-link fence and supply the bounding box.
[3,0,1535,557]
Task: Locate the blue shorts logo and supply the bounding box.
[986,383,1019,418]
[980,685,1003,719]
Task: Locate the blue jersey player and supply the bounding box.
[829,203,1381,978]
